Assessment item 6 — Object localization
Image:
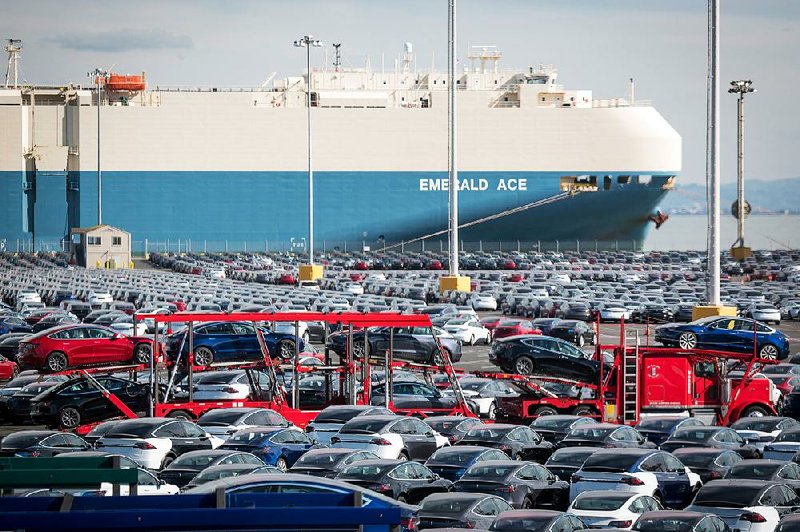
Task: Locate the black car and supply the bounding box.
[158,449,264,487]
[724,459,800,493]
[0,332,30,360]
[423,416,484,445]
[325,326,462,365]
[452,460,569,510]
[82,419,123,446]
[559,423,655,449]
[686,480,800,528]
[671,448,743,483]
[31,313,80,333]
[0,430,90,457]
[547,320,597,347]
[544,447,598,481]
[424,446,510,481]
[488,510,589,532]
[336,459,452,504]
[672,304,696,322]
[416,492,513,530]
[489,335,602,381]
[181,463,279,491]
[630,304,674,324]
[370,380,469,414]
[781,390,800,419]
[632,510,732,532]
[30,376,152,429]
[530,415,598,444]
[6,380,61,423]
[556,303,592,321]
[531,318,563,336]
[289,448,379,478]
[634,417,706,447]
[660,426,761,458]
[456,424,555,462]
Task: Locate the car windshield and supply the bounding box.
[194,468,251,482]
[547,450,594,466]
[731,418,783,432]
[774,431,800,443]
[224,431,270,444]
[462,464,518,479]
[637,419,682,431]
[490,516,555,531]
[464,427,513,440]
[581,453,641,472]
[573,492,632,510]
[428,448,485,464]
[421,498,475,513]
[727,463,782,480]
[339,418,394,434]
[566,427,614,441]
[1,433,47,448]
[314,408,372,424]
[296,452,348,466]
[498,319,523,326]
[195,373,240,385]
[425,420,462,433]
[671,429,714,442]
[673,453,716,468]
[86,422,119,438]
[338,464,390,480]
[693,484,762,507]
[104,422,161,438]
[460,381,489,392]
[632,517,700,531]
[198,410,248,425]
[171,454,220,468]
[533,417,580,430]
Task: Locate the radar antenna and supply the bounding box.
[4,38,22,88]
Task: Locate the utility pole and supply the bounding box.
[88,68,108,225]
[729,80,755,259]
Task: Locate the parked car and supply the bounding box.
[0,316,32,335]
[181,464,280,491]
[548,320,597,347]
[178,371,274,402]
[424,445,510,481]
[6,380,62,423]
[685,479,800,532]
[489,335,603,381]
[220,427,319,471]
[304,405,394,446]
[196,407,291,438]
[567,490,662,529]
[325,326,462,365]
[452,460,570,510]
[442,317,492,346]
[744,303,782,325]
[724,459,800,493]
[730,416,799,452]
[416,492,513,530]
[158,449,264,487]
[487,509,588,532]
[545,447,599,482]
[559,423,655,449]
[660,426,761,458]
[764,427,800,461]
[370,380,472,415]
[422,415,484,445]
[0,430,90,457]
[634,417,706,447]
[670,448,743,483]
[17,324,153,372]
[335,459,452,504]
[456,423,555,462]
[631,510,732,532]
[289,448,379,478]
[493,319,541,339]
[443,377,521,419]
[654,317,790,360]
[330,414,442,461]
[30,376,152,429]
[531,415,599,444]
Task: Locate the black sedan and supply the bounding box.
[370,380,471,414]
[544,447,598,481]
[547,320,597,347]
[325,326,462,364]
[671,448,743,483]
[632,510,732,532]
[30,376,152,429]
[634,417,706,447]
[456,424,555,462]
[423,416,484,445]
[530,415,598,444]
[725,459,800,493]
[487,509,588,532]
[416,492,513,530]
[489,335,602,381]
[158,449,264,487]
[289,448,379,478]
[5,380,61,423]
[181,464,280,491]
[559,423,655,449]
[0,430,90,457]
[531,318,563,336]
[660,426,761,458]
[630,303,674,324]
[452,460,569,510]
[335,459,452,504]
[0,332,30,360]
[556,302,592,321]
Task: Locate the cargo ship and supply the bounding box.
[0,44,680,251]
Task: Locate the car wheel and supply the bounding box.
[193,346,214,366]
[487,402,497,420]
[276,457,288,472]
[133,343,152,364]
[514,356,534,375]
[397,451,409,461]
[469,335,476,346]
[678,332,698,350]
[534,406,558,417]
[59,407,81,429]
[741,405,770,417]
[278,339,296,361]
[758,344,779,360]
[351,342,365,360]
[431,349,446,366]
[161,454,176,469]
[45,351,69,372]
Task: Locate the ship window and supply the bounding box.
[88,236,101,246]
[604,176,612,191]
[112,236,122,246]
[639,175,652,185]
[618,176,630,185]
[541,97,545,102]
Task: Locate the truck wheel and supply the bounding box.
[533,406,558,417]
[166,410,193,420]
[678,332,698,350]
[741,405,770,417]
[571,405,596,417]
[758,344,779,360]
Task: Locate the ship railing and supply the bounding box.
[152,86,278,93]
[592,99,653,108]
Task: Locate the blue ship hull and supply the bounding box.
[0,170,671,250]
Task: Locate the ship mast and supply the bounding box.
[4,39,22,88]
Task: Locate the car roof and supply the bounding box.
[672,447,733,456]
[700,479,779,490]
[424,492,491,502]
[497,509,562,519]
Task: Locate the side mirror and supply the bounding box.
[425,431,435,438]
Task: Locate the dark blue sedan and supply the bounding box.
[0,317,32,335]
[220,428,319,471]
[423,445,510,481]
[165,321,305,365]
[655,316,789,359]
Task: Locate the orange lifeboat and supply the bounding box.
[105,74,146,92]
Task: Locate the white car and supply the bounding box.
[763,427,800,460]
[731,417,800,452]
[179,370,273,402]
[469,293,498,311]
[273,320,310,343]
[16,291,42,305]
[100,468,180,495]
[305,405,394,446]
[343,282,364,295]
[686,479,800,532]
[96,418,223,470]
[567,490,662,529]
[330,414,444,460]
[88,291,114,307]
[109,319,148,337]
[598,303,632,322]
[746,304,781,325]
[442,317,491,345]
[570,449,702,507]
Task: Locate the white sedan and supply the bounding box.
[746,304,781,325]
[442,317,491,345]
[567,491,662,529]
[598,303,632,322]
[469,293,498,311]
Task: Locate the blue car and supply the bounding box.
[424,445,509,481]
[655,316,789,359]
[165,321,304,365]
[0,317,32,336]
[220,428,319,471]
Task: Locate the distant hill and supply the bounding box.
[659,177,800,214]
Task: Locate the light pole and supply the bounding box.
[293,35,322,266]
[88,68,108,225]
[728,79,755,255]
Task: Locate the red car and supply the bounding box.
[492,318,541,339]
[479,316,503,336]
[0,355,18,381]
[17,325,153,373]
[276,273,296,285]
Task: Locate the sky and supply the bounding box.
[5,0,799,185]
